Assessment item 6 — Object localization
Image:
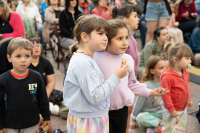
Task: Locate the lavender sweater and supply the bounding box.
[94,51,151,110]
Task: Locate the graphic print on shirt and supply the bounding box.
[4,93,7,109]
[152,96,161,108]
[28,83,37,102]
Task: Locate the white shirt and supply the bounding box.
[16,2,42,23]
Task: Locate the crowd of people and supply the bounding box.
[0,0,200,133]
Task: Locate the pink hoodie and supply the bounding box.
[2,12,25,39]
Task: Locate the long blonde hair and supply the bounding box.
[1,0,11,22]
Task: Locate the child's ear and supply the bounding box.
[150,69,154,74]
[173,57,178,63]
[80,32,88,43]
[7,54,12,63]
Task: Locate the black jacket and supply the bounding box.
[0,69,50,130]
[59,0,82,38]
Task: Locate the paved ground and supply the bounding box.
[45,37,200,133]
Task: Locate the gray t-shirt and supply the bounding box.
[131,80,163,120]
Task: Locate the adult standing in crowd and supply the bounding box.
[43,0,65,44]
[16,0,45,46]
[59,0,81,49]
[138,27,169,77]
[122,0,146,49]
[175,0,197,33]
[78,0,89,14]
[0,0,25,75]
[144,0,171,44]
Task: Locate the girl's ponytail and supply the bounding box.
[163,42,173,60]
[69,42,78,55]
[111,6,118,18]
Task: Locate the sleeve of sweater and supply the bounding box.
[59,11,73,38]
[143,43,153,66]
[2,12,25,39]
[161,76,175,112]
[175,4,183,21]
[37,74,51,121]
[127,55,151,97]
[131,95,147,120]
[45,8,58,24]
[91,8,110,20]
[0,83,5,130]
[77,61,121,105]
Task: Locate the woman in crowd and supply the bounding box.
[122,0,146,49]
[59,0,81,49]
[91,0,113,20]
[16,0,45,46]
[87,0,95,11]
[175,0,197,33]
[28,38,63,133]
[0,0,25,75]
[144,0,171,44]
[78,0,89,14]
[188,20,200,66]
[138,27,169,77]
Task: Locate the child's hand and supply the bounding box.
[150,88,170,96]
[188,101,193,107]
[0,128,6,133]
[114,62,130,79]
[42,121,51,131]
[170,110,178,118]
[129,119,138,129]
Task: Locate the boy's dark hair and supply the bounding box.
[111,5,136,19]
[7,37,33,55]
[153,27,166,40]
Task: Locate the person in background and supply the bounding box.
[16,0,45,46]
[5,0,16,11]
[92,0,113,20]
[0,0,25,75]
[144,0,171,44]
[195,0,200,22]
[175,0,197,33]
[122,0,146,49]
[166,1,184,42]
[87,0,95,11]
[78,0,89,14]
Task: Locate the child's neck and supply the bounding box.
[153,76,161,85]
[78,46,95,57]
[11,69,28,76]
[172,67,182,76]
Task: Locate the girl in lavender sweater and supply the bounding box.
[94,19,169,133]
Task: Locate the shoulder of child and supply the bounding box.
[0,71,11,83]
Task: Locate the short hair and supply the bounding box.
[46,0,62,7]
[7,37,33,56]
[28,37,40,44]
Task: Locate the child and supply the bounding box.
[166,2,184,43]
[111,5,140,75]
[161,42,193,132]
[91,0,114,20]
[63,15,129,133]
[94,19,169,133]
[129,55,166,133]
[0,37,51,133]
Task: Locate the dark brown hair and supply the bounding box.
[107,19,131,44]
[7,37,33,55]
[111,5,136,19]
[46,0,62,6]
[164,42,193,68]
[140,55,164,83]
[69,14,110,54]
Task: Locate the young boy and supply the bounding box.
[0,37,51,133]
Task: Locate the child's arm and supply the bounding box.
[0,85,5,131]
[37,75,51,122]
[0,128,6,133]
[161,76,175,112]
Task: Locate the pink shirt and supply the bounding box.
[91,7,111,20]
[125,35,140,75]
[94,51,151,110]
[2,12,25,39]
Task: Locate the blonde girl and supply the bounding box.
[161,42,193,132]
[129,55,166,133]
[63,15,129,133]
[94,19,169,133]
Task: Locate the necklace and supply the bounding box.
[0,19,4,26]
[75,51,93,58]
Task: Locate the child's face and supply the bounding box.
[87,28,108,52]
[106,27,129,55]
[170,4,174,12]
[151,60,166,79]
[7,48,32,74]
[124,12,139,30]
[176,57,192,69]
[98,0,107,8]
[32,41,42,57]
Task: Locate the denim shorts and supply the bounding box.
[145,1,171,21]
